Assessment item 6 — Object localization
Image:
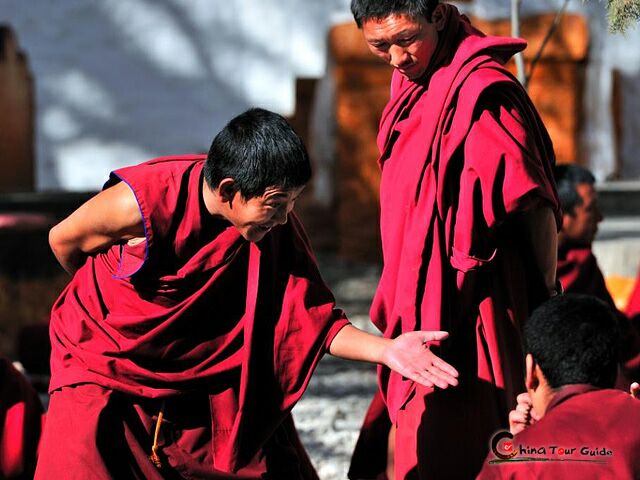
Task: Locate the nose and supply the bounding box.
[389,45,410,68]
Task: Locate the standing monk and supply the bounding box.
[347,2,560,478]
[36,108,459,479]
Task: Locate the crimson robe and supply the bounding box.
[37,156,349,478]
[0,357,44,479]
[477,385,640,479]
[349,6,559,479]
[557,246,616,309]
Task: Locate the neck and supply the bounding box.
[202,178,224,218]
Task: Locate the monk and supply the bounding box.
[34,108,458,479]
[477,294,640,479]
[554,164,640,384]
[0,358,44,479]
[347,1,560,478]
[554,164,612,305]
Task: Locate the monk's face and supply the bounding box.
[561,183,602,246]
[361,12,440,81]
[224,185,304,243]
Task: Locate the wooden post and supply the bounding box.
[0,25,35,192]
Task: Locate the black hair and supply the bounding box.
[351,0,440,28]
[524,294,620,390]
[204,108,311,199]
[554,164,596,215]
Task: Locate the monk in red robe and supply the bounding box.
[477,294,640,479]
[35,108,458,479]
[554,164,640,384]
[347,1,560,478]
[554,164,612,304]
[0,357,44,479]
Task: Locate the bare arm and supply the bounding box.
[49,181,145,275]
[522,206,558,293]
[328,325,459,389]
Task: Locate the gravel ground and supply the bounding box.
[292,253,382,480]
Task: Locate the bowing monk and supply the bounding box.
[477,294,640,479]
[35,108,458,479]
[347,1,561,478]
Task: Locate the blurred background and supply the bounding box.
[1,0,640,478]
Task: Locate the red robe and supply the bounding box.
[350,6,559,479]
[477,385,640,479]
[0,357,44,479]
[557,246,616,309]
[37,156,349,478]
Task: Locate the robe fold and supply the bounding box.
[350,6,559,479]
[38,156,349,478]
[477,384,640,479]
[0,358,44,480]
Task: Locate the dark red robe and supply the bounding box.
[477,385,640,479]
[349,6,559,479]
[37,156,349,478]
[0,357,44,479]
[557,246,616,308]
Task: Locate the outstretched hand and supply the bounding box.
[509,392,541,435]
[381,331,459,389]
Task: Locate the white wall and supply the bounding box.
[2,0,639,190]
[2,0,350,190]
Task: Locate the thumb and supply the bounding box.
[418,330,449,343]
[631,382,640,399]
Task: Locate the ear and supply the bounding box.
[217,178,238,204]
[431,3,447,31]
[525,353,539,391]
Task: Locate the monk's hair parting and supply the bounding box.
[205,108,311,199]
[554,164,596,215]
[523,294,620,390]
[351,0,439,28]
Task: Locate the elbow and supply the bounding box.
[48,224,64,257]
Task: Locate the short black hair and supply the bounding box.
[554,164,596,215]
[351,0,439,28]
[204,108,311,199]
[524,294,620,390]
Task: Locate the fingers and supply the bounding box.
[431,355,459,378]
[508,409,528,435]
[631,382,640,399]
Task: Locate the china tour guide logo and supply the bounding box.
[488,430,612,466]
